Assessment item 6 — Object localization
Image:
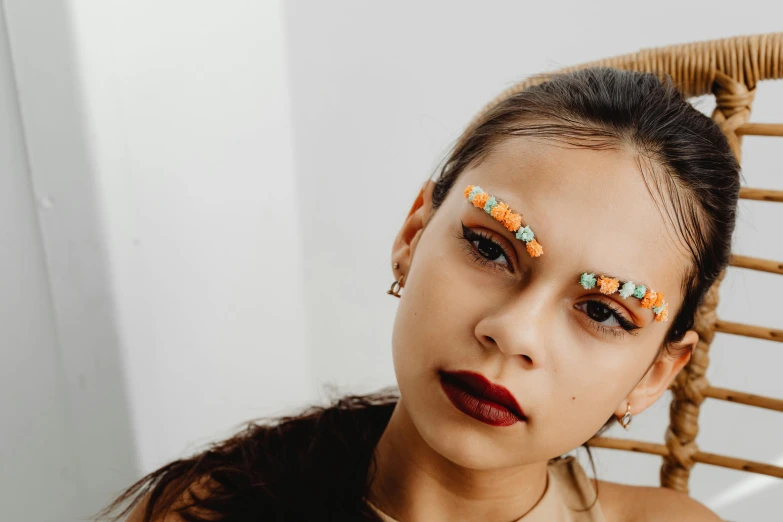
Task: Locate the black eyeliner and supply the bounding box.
[457,222,515,274]
[593,300,640,332]
[459,222,639,336]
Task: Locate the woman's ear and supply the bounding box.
[391,179,436,281]
[617,329,699,418]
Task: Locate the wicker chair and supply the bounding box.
[464,33,783,495]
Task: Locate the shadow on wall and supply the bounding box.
[1,1,138,519]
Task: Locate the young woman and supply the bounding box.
[99,67,739,522]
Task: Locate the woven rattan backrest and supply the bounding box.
[463,33,783,495]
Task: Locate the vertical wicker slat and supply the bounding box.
[661,68,757,493]
[460,33,783,495]
[662,271,724,492]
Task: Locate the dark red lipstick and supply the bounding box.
[439,370,526,426]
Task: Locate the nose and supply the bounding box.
[474,286,549,367]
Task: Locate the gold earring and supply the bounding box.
[387,274,405,298]
[620,403,632,430]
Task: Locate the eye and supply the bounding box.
[456,223,514,272]
[575,300,639,338]
[579,301,621,327]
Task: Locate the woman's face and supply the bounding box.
[390,136,698,469]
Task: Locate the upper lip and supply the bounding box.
[440,370,526,419]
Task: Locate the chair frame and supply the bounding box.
[465,33,783,494]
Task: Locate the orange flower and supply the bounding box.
[641,289,658,309]
[473,192,489,208]
[503,212,523,232]
[597,276,619,295]
[490,202,510,222]
[464,185,474,198]
[653,292,665,309]
[655,303,669,322]
[526,239,543,258]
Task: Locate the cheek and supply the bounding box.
[391,232,490,371]
[550,356,641,430]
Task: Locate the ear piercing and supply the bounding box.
[388,262,403,297]
[620,403,632,430]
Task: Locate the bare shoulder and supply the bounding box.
[596,479,722,522]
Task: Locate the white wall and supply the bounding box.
[2,0,781,520]
[0,4,87,520]
[2,0,138,519]
[3,0,311,519]
[63,0,313,475]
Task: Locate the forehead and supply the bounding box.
[455,136,689,302]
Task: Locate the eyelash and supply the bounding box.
[456,223,639,339]
[455,224,515,273]
[582,300,640,338]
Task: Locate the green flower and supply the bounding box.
[483,196,497,214]
[580,273,596,290]
[516,225,534,242]
[633,285,646,299]
[619,282,636,299]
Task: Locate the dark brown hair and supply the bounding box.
[95,67,740,521]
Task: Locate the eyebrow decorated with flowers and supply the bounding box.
[463,185,543,258]
[579,272,669,322]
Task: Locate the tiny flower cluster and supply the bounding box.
[464,185,543,258]
[579,273,669,322]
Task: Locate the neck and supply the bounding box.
[366,398,549,521]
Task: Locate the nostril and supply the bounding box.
[521,354,533,364]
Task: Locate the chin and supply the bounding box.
[404,383,527,471]
[423,418,537,470]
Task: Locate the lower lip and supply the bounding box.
[439,374,524,427]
